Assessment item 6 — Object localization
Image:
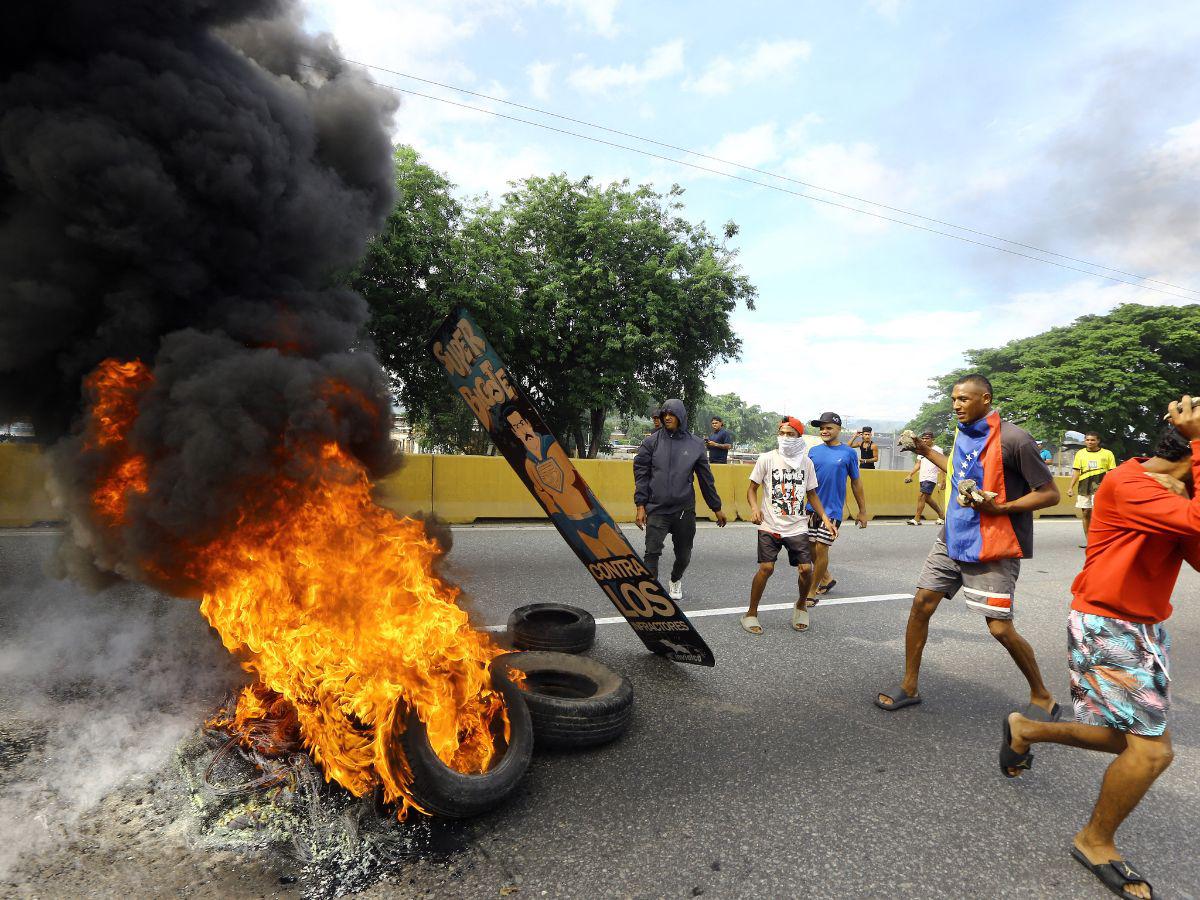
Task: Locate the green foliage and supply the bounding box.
[353,149,757,455]
[695,392,786,451]
[908,304,1200,456]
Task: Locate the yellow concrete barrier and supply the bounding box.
[0,444,59,527]
[0,445,1081,526]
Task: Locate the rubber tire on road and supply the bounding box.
[494,651,633,750]
[390,668,533,819]
[507,603,596,654]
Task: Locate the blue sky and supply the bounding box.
[306,0,1200,424]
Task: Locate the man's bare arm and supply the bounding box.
[976,481,1060,515]
[914,438,948,473]
[746,480,762,524]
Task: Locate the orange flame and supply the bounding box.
[84,360,152,525]
[83,358,507,817]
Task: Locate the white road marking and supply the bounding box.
[481,592,911,631]
[0,529,63,536]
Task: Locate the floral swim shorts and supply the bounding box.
[1068,609,1170,737]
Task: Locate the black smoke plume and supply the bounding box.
[0,0,399,587]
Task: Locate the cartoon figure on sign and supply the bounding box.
[501,402,628,561]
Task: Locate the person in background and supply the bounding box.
[740,417,835,634]
[805,411,868,605]
[904,430,946,525]
[706,416,733,464]
[998,398,1200,900]
[1068,432,1118,549]
[849,426,880,470]
[633,399,727,601]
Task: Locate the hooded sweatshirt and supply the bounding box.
[633,399,723,516]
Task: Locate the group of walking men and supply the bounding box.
[631,377,1199,899]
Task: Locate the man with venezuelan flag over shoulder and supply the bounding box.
[875,373,1062,718]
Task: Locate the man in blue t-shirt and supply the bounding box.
[805,411,869,608]
[706,417,733,464]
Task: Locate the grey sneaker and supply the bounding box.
[668,579,683,600]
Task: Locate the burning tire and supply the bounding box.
[392,668,533,818]
[494,651,633,750]
[507,603,596,654]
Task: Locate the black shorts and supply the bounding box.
[757,530,812,566]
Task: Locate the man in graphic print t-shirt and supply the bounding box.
[740,417,836,635]
[875,374,1063,717]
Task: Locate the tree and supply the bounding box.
[695,392,786,451]
[355,153,757,456]
[908,304,1200,457]
[350,146,485,452]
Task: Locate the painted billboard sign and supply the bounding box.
[429,308,715,666]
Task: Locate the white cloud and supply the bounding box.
[307,0,503,78]
[685,39,812,96]
[709,276,1195,421]
[419,138,554,198]
[569,40,685,93]
[547,0,621,37]
[526,61,556,100]
[709,311,974,419]
[706,122,782,167]
[781,142,903,232]
[867,0,905,22]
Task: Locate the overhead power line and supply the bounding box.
[327,58,1199,301]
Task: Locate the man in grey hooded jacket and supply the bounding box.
[633,399,727,600]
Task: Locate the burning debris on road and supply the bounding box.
[1,0,518,831]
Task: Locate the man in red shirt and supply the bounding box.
[999,396,1200,900]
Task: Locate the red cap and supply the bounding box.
[781,416,805,435]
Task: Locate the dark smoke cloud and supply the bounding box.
[0,0,400,585]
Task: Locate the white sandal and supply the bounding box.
[740,614,763,635]
[792,602,809,632]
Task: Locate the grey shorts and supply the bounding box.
[756,530,812,567]
[917,538,1020,620]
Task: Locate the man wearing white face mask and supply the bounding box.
[740,417,837,634]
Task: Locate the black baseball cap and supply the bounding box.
[810,412,842,427]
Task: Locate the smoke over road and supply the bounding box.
[0,0,399,586]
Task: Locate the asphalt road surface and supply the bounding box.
[2,519,1198,899]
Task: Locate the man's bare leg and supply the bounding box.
[1008,713,1127,758]
[1074,732,1172,900]
[746,562,774,617]
[1080,507,1092,542]
[986,618,1054,711]
[796,562,813,605]
[914,492,928,521]
[809,542,831,601]
[926,493,945,520]
[1007,716,1170,900]
[877,588,943,704]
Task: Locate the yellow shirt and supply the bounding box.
[1072,448,1117,481]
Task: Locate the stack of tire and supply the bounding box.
[394,602,633,818]
[503,602,634,751]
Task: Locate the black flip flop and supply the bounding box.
[1024,701,1063,722]
[874,687,921,711]
[816,578,837,595]
[1071,847,1154,899]
[999,715,1034,777]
